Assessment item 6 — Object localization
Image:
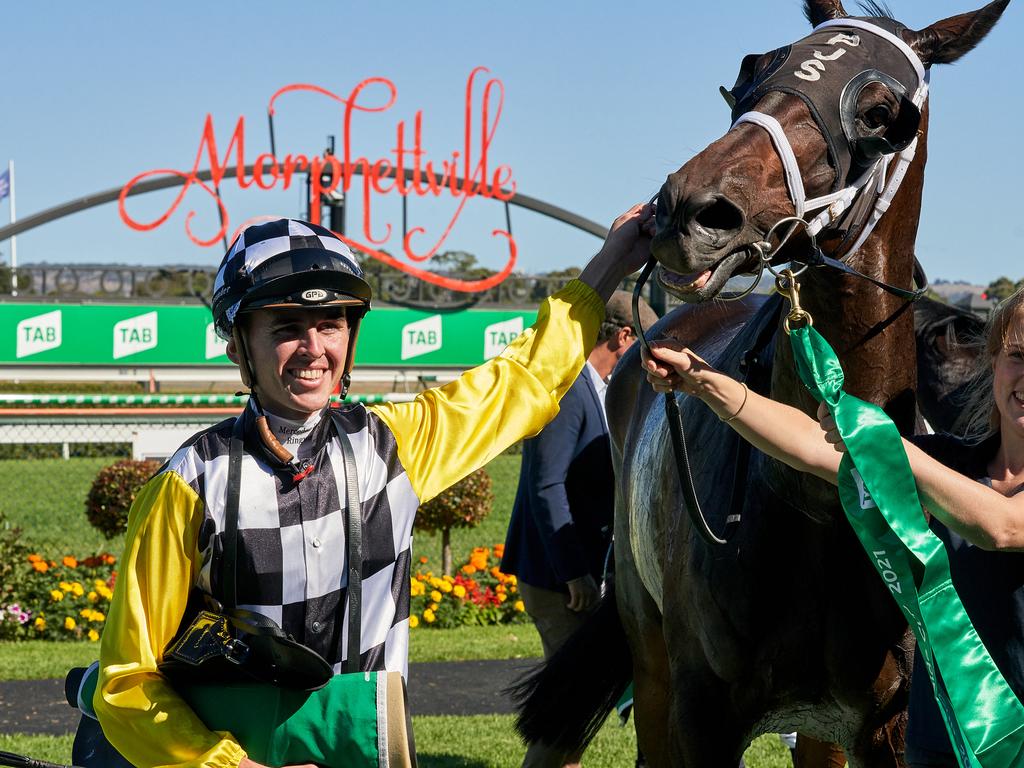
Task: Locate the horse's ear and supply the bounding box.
[904,0,1010,66]
[803,0,848,26]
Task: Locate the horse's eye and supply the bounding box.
[864,105,893,130]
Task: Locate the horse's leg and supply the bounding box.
[667,666,749,768]
[616,542,673,767]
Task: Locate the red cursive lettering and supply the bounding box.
[119,71,518,291]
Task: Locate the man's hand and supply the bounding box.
[566,575,601,612]
[579,203,656,301]
[240,759,319,768]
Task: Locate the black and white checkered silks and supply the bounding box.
[163,403,418,677]
[212,218,363,340]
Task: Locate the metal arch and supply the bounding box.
[0,165,609,243]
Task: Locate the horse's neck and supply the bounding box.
[771,132,928,434]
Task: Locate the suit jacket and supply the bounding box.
[502,367,615,591]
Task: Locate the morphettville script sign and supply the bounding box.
[118,68,516,293]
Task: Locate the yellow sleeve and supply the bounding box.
[370,279,604,503]
[94,471,248,768]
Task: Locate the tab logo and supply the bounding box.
[484,317,524,359]
[205,322,227,360]
[401,315,442,360]
[851,468,877,510]
[302,289,328,302]
[113,312,158,360]
[16,310,62,358]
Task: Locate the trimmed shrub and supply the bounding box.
[415,468,493,576]
[85,459,161,538]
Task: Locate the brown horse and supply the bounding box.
[514,2,1010,766]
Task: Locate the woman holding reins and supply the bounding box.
[642,287,1024,768]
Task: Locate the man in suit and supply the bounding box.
[503,290,658,768]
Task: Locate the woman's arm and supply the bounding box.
[643,339,842,483]
[818,409,1024,551]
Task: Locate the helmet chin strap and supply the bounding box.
[232,326,314,481]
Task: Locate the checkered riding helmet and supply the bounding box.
[212,218,372,347]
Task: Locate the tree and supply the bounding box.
[985,276,1018,302]
[414,468,493,576]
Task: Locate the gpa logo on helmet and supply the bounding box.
[301,289,329,302]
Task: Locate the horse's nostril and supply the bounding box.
[694,197,744,233]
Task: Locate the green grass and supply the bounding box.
[0,625,543,681]
[0,725,793,767]
[0,457,124,556]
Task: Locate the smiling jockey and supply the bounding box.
[92,207,654,768]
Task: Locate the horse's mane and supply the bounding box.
[802,0,896,24]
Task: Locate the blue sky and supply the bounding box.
[1,0,1019,285]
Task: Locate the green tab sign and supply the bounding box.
[1,303,536,368]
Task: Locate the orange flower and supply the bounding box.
[62,556,78,568]
[27,554,42,563]
[103,554,117,565]
[32,561,49,573]
[461,565,477,575]
[490,567,503,579]
[419,556,428,564]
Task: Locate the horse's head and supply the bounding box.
[653,0,1010,302]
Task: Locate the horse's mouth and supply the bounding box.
[656,249,754,302]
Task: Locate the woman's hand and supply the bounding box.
[641,338,715,396]
[816,401,848,453]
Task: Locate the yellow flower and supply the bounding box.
[88,629,100,642]
[506,575,517,586]
[453,585,467,599]
[88,591,99,603]
[429,577,443,589]
[496,584,507,594]
[94,579,106,589]
[430,590,442,603]
[440,581,453,593]
[71,583,85,597]
[429,602,439,611]
[80,608,92,618]
[34,617,46,630]
[64,617,76,630]
[97,585,113,600]
[409,615,420,629]
[513,600,525,612]
[498,593,508,603]
[59,581,73,592]
[442,574,454,583]
[422,609,436,624]
[50,590,64,602]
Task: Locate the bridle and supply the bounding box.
[633,18,931,546]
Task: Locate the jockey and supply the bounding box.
[93,208,654,768]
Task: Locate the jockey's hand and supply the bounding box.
[597,202,656,274]
[566,575,601,613]
[240,759,319,768]
[817,401,848,453]
[641,339,715,396]
[580,202,656,300]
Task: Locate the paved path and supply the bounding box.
[0,658,542,736]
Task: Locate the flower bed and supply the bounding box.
[410,545,528,629]
[0,553,117,641]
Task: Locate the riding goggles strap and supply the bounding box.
[790,325,1024,768]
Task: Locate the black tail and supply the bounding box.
[508,587,632,753]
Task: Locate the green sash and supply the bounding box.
[788,324,1024,767]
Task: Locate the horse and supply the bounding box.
[513,2,1010,765]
